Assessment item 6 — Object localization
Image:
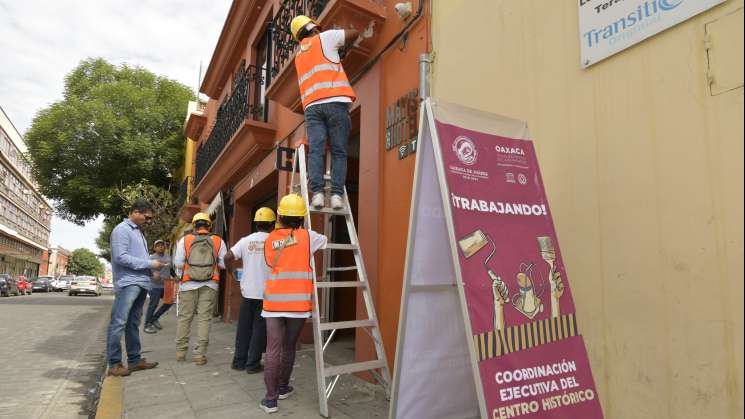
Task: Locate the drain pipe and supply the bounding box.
[419,53,433,100]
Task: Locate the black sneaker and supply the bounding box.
[144,324,157,334]
[246,365,264,374]
[152,320,163,330]
[278,385,294,400]
[260,399,278,414]
[231,361,246,371]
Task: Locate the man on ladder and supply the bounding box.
[260,194,327,414]
[290,14,358,210]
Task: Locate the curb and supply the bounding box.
[94,376,123,419]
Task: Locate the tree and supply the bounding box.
[69,248,105,277]
[24,58,194,224]
[96,182,181,261]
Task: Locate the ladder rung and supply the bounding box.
[327,266,358,272]
[324,360,387,377]
[319,319,375,331]
[310,208,349,216]
[316,281,367,288]
[325,243,358,250]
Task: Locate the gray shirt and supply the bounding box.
[149,253,171,288]
[111,218,155,291]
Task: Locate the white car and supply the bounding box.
[69,276,102,296]
[56,275,74,291]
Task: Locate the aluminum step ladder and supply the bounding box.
[288,144,391,418]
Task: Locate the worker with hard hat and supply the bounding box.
[290,15,359,211]
[224,207,277,374]
[173,212,227,365]
[259,194,327,414]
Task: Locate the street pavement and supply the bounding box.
[0,290,113,419]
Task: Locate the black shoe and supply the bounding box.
[260,398,278,414]
[278,385,294,400]
[231,361,246,371]
[246,365,264,374]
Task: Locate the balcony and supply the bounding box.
[176,176,201,223]
[193,62,276,198]
[184,101,208,140]
[266,0,387,112]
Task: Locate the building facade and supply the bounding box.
[183,0,429,367]
[47,246,71,278]
[0,106,52,278]
[182,1,743,415]
[430,1,743,417]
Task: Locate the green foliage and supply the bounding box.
[68,248,105,277]
[24,58,194,224]
[96,182,180,261]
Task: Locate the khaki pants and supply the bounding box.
[176,286,217,356]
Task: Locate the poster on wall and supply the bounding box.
[390,99,604,419]
[579,0,725,67]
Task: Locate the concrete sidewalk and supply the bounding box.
[97,307,389,418]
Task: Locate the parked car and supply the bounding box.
[32,277,54,293]
[55,275,74,291]
[101,281,114,290]
[69,276,102,296]
[16,276,32,295]
[0,275,20,297]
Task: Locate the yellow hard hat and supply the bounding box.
[192,212,212,225]
[290,15,318,41]
[277,194,307,217]
[254,207,277,222]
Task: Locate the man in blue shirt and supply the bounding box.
[106,199,163,377]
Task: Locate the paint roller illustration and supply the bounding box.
[458,229,509,331]
[538,236,564,318]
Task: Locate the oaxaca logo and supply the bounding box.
[452,136,477,166]
[495,145,525,156]
[583,0,684,48]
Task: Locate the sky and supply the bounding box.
[0,0,232,252]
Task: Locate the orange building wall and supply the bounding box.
[355,13,429,369]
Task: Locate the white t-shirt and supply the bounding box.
[230,232,270,300]
[262,229,328,319]
[305,29,353,110]
[173,234,227,293]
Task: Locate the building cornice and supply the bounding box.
[200,0,265,98]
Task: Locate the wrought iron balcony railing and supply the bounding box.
[270,0,330,81]
[177,176,192,209]
[194,60,264,185]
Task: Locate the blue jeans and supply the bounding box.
[145,287,172,325]
[106,284,148,367]
[305,102,352,195]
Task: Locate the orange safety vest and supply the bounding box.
[263,228,313,312]
[294,34,356,110]
[182,233,222,282]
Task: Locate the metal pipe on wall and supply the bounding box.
[419,53,433,100]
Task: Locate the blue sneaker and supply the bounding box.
[260,399,278,414]
[278,385,294,400]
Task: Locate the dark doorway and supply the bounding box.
[324,111,360,338]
